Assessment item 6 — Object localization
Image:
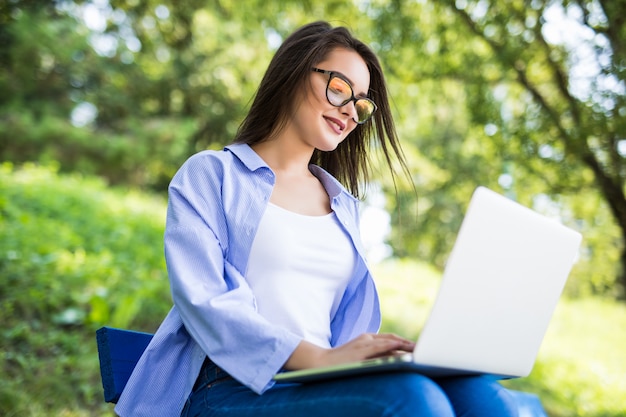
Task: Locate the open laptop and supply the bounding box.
[273,186,582,383]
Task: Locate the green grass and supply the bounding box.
[1,163,169,417]
[374,258,626,417]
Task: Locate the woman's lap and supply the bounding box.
[182,363,518,417]
[437,376,519,416]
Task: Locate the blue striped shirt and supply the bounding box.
[115,143,381,417]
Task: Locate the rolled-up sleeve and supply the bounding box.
[164,153,302,394]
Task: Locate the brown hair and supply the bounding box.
[234,21,410,198]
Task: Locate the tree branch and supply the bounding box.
[447,4,572,140]
[445,0,626,232]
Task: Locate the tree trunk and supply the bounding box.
[582,151,626,298]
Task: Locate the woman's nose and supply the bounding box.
[339,100,358,124]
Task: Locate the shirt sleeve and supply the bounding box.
[164,155,302,394]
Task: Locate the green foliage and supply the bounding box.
[0,5,95,117]
[0,111,199,190]
[2,0,625,295]
[371,0,625,297]
[0,163,170,415]
[375,259,626,417]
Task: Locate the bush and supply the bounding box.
[0,163,171,415]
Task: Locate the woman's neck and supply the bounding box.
[251,133,314,177]
[251,133,331,216]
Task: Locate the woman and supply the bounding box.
[115,21,517,417]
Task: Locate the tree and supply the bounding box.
[1,0,624,297]
[437,0,626,296]
[358,0,625,298]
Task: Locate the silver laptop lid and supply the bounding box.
[413,186,582,377]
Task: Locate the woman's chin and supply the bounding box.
[316,137,345,153]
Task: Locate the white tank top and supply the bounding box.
[245,203,357,348]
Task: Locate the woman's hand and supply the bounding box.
[283,333,415,371]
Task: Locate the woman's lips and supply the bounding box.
[324,116,345,134]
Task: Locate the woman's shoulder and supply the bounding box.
[171,144,273,193]
[180,143,268,174]
[168,148,233,193]
[182,146,234,169]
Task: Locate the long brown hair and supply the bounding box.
[234,21,410,198]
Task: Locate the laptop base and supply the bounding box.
[273,355,513,384]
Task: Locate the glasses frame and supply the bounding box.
[311,67,377,124]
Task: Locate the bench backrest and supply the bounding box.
[96,326,153,403]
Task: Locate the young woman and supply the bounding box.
[115,21,518,417]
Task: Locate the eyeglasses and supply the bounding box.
[311,68,377,124]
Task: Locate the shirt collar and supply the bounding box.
[225,143,358,202]
[308,164,358,202]
[225,143,270,172]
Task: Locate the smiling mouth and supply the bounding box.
[325,116,345,133]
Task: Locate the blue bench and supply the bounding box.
[96,326,549,415]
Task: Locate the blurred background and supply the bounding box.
[1,0,625,415]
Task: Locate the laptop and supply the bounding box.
[273,186,582,383]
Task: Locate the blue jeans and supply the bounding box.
[181,359,518,417]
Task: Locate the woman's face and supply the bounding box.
[289,47,371,152]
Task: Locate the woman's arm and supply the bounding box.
[284,333,416,370]
[165,152,302,394]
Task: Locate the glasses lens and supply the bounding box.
[355,99,375,123]
[325,73,376,124]
[327,76,352,106]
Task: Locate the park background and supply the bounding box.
[1,0,625,415]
